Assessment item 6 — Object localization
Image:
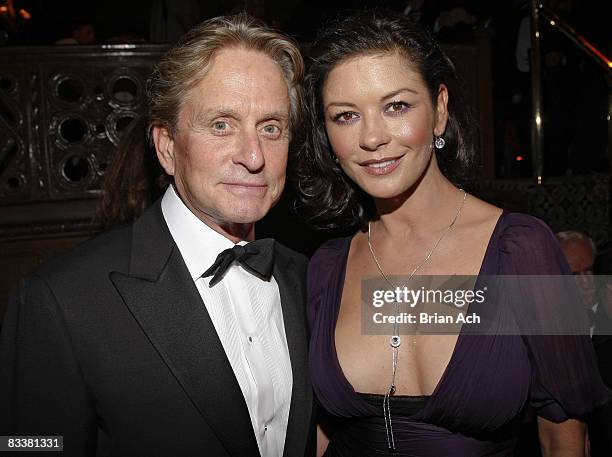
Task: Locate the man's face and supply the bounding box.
[560,239,596,307]
[154,48,290,239]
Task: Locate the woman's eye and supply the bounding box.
[385,101,409,114]
[333,112,358,124]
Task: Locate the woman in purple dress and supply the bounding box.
[295,11,611,456]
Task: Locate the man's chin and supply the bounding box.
[222,206,270,225]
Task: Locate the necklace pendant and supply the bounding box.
[390,335,401,348]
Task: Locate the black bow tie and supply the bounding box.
[203,238,275,287]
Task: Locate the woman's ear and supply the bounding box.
[433,84,449,137]
[152,125,176,176]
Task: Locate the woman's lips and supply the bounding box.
[360,156,403,176]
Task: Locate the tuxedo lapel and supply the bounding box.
[110,201,259,457]
[274,247,313,457]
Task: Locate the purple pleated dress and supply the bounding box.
[307,212,612,456]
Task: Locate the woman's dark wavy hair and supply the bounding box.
[95,116,169,229]
[293,10,477,231]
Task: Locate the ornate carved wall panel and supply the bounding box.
[0,44,168,237]
[0,65,32,203]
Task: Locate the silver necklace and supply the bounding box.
[367,189,467,450]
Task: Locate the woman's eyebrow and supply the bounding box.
[326,88,419,109]
[380,88,419,101]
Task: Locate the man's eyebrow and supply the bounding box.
[188,108,289,125]
[186,107,234,131]
[260,111,290,122]
[190,108,240,123]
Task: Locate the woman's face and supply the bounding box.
[322,52,448,200]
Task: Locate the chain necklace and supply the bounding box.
[366,189,467,450]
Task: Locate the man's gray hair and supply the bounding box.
[147,13,304,139]
[556,230,597,256]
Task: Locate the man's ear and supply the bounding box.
[152,125,176,176]
[433,84,449,137]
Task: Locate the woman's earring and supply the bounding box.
[334,156,339,163]
[434,136,445,150]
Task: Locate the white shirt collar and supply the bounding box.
[161,185,246,281]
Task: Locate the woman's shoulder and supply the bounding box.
[307,236,352,292]
[309,236,352,267]
[460,199,554,259]
[493,211,569,275]
[466,195,552,242]
[499,211,550,229]
[496,211,558,246]
[307,236,353,326]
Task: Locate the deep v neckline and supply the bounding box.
[331,210,507,411]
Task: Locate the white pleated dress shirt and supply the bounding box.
[161,186,293,457]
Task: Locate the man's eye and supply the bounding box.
[212,121,228,131]
[260,124,283,139]
[263,125,280,135]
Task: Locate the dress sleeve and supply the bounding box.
[307,247,326,332]
[307,238,347,332]
[498,215,612,422]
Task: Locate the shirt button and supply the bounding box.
[248,336,253,343]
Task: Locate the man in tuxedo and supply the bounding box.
[0,14,313,457]
[557,230,612,456]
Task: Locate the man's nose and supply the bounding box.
[234,128,265,172]
[359,116,390,152]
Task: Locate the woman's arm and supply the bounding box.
[538,417,586,457]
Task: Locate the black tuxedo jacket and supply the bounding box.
[0,200,314,457]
